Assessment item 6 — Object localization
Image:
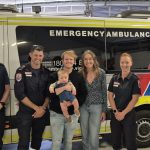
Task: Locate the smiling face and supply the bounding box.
[83,53,94,70]
[62,54,75,70]
[29,50,44,68]
[120,55,132,73]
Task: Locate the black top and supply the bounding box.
[49,70,87,115]
[14,63,50,114]
[108,72,141,110]
[0,63,10,100]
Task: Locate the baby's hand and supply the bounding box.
[72,90,76,95]
[64,84,72,91]
[49,87,55,93]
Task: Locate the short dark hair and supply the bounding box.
[30,45,44,53]
[28,45,44,61]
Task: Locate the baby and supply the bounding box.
[49,69,80,123]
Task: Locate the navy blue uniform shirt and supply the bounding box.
[108,72,141,110]
[14,63,50,114]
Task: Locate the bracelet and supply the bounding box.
[0,102,5,107]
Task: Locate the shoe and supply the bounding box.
[66,116,73,123]
[74,109,80,117]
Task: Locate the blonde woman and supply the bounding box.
[49,50,87,150]
[108,53,141,150]
[80,50,107,150]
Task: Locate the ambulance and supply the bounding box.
[0,10,150,148]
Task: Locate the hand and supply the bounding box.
[115,111,125,121]
[32,106,46,118]
[100,112,106,122]
[64,83,72,91]
[49,88,55,93]
[72,90,76,95]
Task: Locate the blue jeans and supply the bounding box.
[50,110,78,150]
[80,104,102,150]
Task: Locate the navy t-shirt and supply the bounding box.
[108,72,141,110]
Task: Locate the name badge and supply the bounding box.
[113,82,120,87]
[25,72,32,77]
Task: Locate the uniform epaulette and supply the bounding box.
[113,73,118,77]
[18,65,26,71]
[132,73,138,79]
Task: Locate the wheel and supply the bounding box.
[136,110,150,148]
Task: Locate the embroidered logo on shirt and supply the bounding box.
[16,73,22,82]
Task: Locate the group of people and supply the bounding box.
[0,45,141,150]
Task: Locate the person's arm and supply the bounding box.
[108,76,118,112]
[0,85,10,110]
[49,82,56,93]
[122,94,140,116]
[0,65,10,109]
[42,97,49,109]
[108,91,118,112]
[33,97,50,118]
[69,81,76,95]
[122,78,141,116]
[115,94,139,121]
[100,70,107,121]
[0,84,10,103]
[21,97,39,111]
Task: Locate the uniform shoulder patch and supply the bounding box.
[15,73,22,82]
[18,65,26,71]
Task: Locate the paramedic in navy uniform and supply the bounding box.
[14,45,50,150]
[108,52,141,150]
[0,64,10,150]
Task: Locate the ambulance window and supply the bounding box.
[16,26,106,71]
[106,28,150,72]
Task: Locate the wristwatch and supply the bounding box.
[113,109,117,114]
[0,102,5,107]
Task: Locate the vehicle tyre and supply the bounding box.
[136,110,150,148]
